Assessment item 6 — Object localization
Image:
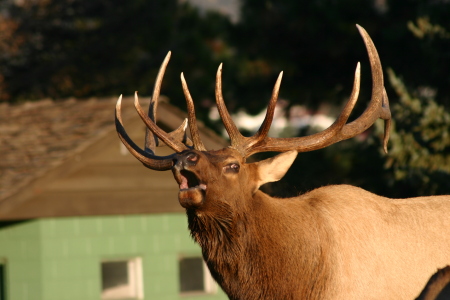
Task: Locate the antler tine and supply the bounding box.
[143,52,192,151]
[115,95,175,170]
[169,118,191,146]
[242,61,361,157]
[339,24,391,142]
[322,62,361,135]
[381,87,391,153]
[145,51,171,152]
[240,24,390,158]
[134,92,189,153]
[215,63,245,149]
[181,72,207,151]
[249,71,283,147]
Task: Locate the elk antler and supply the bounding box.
[181,72,207,151]
[115,52,191,170]
[116,25,391,168]
[144,52,184,151]
[214,24,391,158]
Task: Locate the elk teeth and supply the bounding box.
[180,184,207,192]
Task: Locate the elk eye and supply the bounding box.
[224,163,240,173]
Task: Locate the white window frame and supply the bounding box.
[178,255,217,296]
[101,257,144,300]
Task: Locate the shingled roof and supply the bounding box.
[0,96,226,220]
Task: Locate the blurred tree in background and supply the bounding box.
[0,0,233,114]
[375,67,450,197]
[0,0,449,197]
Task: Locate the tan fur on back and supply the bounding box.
[302,185,450,299]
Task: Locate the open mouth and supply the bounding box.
[179,170,207,191]
[173,169,207,209]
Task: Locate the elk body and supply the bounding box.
[115,25,450,300]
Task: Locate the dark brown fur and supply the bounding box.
[187,190,335,300]
[173,149,336,299]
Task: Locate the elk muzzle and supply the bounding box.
[172,151,206,209]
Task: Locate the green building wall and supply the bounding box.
[0,214,229,300]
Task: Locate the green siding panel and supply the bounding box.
[0,221,43,300]
[0,214,229,300]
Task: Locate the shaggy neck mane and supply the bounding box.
[187,201,242,256]
[185,192,336,300]
[186,200,246,282]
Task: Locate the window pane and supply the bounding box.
[179,257,204,292]
[102,261,129,291]
[101,258,144,299]
[0,264,5,300]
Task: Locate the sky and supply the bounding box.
[181,0,240,23]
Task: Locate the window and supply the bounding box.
[0,260,5,300]
[179,256,216,295]
[101,258,143,300]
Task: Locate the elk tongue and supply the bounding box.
[179,176,189,190]
[176,171,205,208]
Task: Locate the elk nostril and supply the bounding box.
[186,153,198,162]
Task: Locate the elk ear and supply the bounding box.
[253,150,298,189]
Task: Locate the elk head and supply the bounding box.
[115,25,391,215]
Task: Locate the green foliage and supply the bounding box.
[408,16,450,40]
[0,0,233,109]
[225,0,450,114]
[373,69,450,196]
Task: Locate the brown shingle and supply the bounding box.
[1,97,127,201]
[0,96,226,219]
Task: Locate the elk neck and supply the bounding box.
[186,188,337,299]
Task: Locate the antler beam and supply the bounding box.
[212,24,391,158]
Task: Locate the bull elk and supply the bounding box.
[115,25,450,300]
